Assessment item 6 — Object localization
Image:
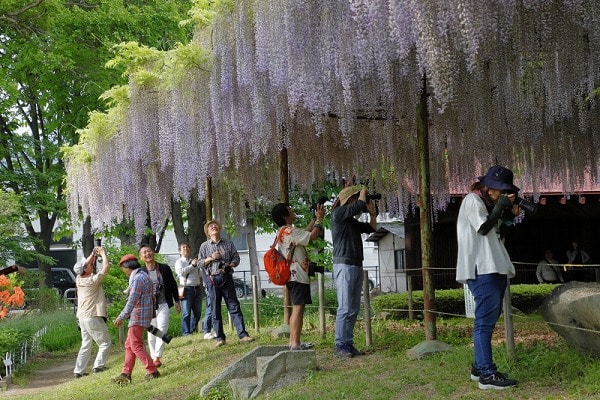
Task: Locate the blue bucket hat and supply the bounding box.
[478,166,520,192]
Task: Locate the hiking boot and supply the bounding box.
[348,345,365,356]
[215,339,226,347]
[93,366,107,373]
[470,365,480,382]
[333,344,353,358]
[239,336,254,343]
[478,372,517,390]
[145,371,160,381]
[111,373,131,385]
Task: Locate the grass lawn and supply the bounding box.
[3,311,600,400]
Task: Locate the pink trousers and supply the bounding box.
[122,325,157,375]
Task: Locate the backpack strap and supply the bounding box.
[270,228,282,248]
[273,227,296,262]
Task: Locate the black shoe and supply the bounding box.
[145,370,161,381]
[348,345,365,356]
[470,365,480,382]
[93,366,107,373]
[333,344,353,358]
[479,372,517,390]
[111,373,131,384]
[73,372,88,379]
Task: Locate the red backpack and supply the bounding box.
[263,228,295,285]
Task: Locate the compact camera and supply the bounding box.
[147,325,172,344]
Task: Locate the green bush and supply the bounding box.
[21,288,63,312]
[510,283,558,313]
[0,328,30,356]
[371,284,559,319]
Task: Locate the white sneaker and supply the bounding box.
[203,333,215,340]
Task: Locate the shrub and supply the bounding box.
[371,284,558,319]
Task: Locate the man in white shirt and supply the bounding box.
[73,246,111,378]
[175,242,203,335]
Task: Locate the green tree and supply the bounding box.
[0,0,192,287]
[0,190,39,265]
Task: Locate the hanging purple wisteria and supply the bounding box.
[65,0,600,236]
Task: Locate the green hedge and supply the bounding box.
[371,284,559,319]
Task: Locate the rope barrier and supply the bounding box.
[248,289,600,337]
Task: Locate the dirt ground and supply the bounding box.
[0,354,76,397]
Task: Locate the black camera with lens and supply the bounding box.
[147,325,172,344]
[366,192,382,201]
[154,283,163,306]
[94,238,102,262]
[218,261,233,275]
[514,196,538,214]
[308,262,325,277]
[502,191,538,215]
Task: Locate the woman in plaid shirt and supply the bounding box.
[112,254,160,384]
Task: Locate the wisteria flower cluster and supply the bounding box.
[65,0,600,236]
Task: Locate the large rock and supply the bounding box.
[540,281,600,357]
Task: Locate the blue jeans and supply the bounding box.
[203,288,213,334]
[180,286,203,335]
[333,263,363,347]
[467,273,508,376]
[208,274,249,341]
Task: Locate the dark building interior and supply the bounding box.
[404,194,600,290]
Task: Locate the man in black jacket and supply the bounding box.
[331,187,377,358]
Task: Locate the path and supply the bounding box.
[0,354,76,397]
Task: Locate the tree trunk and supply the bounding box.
[172,196,186,246]
[82,215,94,258]
[36,214,56,290]
[142,210,158,250]
[171,192,207,257]
[187,191,206,257]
